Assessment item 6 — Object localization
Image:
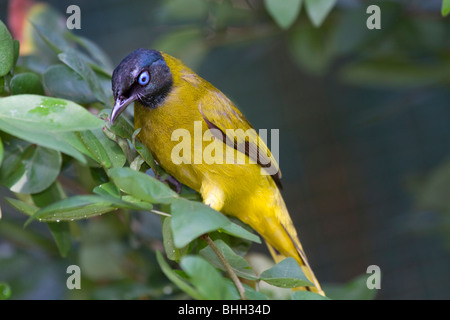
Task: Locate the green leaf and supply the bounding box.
[156,251,203,300]
[0,76,5,96]
[101,115,136,166]
[75,129,126,169]
[0,95,104,163]
[199,239,257,280]
[10,72,45,95]
[2,123,87,163]
[26,195,118,225]
[31,180,66,207]
[208,229,252,257]
[305,0,336,27]
[0,20,14,77]
[108,167,178,204]
[220,221,261,244]
[91,184,154,212]
[0,135,3,166]
[92,181,121,198]
[120,195,154,211]
[5,197,38,217]
[12,39,20,68]
[47,222,71,258]
[31,19,71,54]
[162,217,188,261]
[133,137,160,171]
[340,57,450,87]
[259,257,313,288]
[43,64,97,104]
[64,33,113,75]
[288,23,335,75]
[31,15,112,77]
[0,94,104,133]
[0,138,61,194]
[58,50,109,104]
[180,255,235,300]
[58,131,97,163]
[128,129,170,180]
[31,181,71,257]
[291,291,331,300]
[0,283,11,300]
[264,0,302,30]
[170,197,230,248]
[442,0,450,16]
[242,283,268,300]
[323,274,377,300]
[101,108,135,139]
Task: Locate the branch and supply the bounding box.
[200,234,246,300]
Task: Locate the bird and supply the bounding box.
[110,48,324,296]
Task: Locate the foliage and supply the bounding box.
[153,0,449,82]
[4,0,447,300]
[404,160,450,249]
[0,282,11,300]
[443,0,450,17]
[0,4,348,300]
[153,2,450,294]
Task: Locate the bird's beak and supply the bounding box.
[110,95,136,125]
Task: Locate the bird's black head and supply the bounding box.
[110,48,173,124]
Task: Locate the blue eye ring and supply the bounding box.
[138,71,150,85]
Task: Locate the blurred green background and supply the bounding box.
[0,0,449,299]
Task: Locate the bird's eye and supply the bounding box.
[138,71,150,85]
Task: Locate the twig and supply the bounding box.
[150,209,171,217]
[200,234,246,300]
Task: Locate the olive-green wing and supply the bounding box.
[198,89,282,189]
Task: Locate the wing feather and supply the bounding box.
[198,90,283,189]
